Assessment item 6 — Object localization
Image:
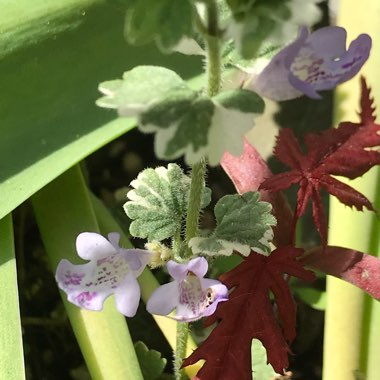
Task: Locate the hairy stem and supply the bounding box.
[204,0,221,97]
[174,323,190,380]
[174,2,222,379]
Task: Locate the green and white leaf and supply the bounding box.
[125,0,194,52]
[141,88,265,166]
[96,66,187,116]
[251,339,278,380]
[227,0,322,59]
[189,192,276,257]
[124,163,211,241]
[97,66,265,166]
[134,341,167,380]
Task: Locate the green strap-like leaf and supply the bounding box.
[32,165,144,380]
[0,214,25,380]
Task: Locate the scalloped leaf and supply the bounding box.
[141,88,265,166]
[135,341,167,380]
[189,191,276,256]
[97,66,265,166]
[96,66,187,116]
[124,163,210,241]
[125,0,194,52]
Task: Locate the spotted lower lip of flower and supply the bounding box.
[146,257,228,322]
[248,26,371,101]
[55,232,151,317]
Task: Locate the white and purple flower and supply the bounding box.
[247,26,371,101]
[56,232,151,317]
[147,257,228,322]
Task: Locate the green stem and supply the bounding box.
[175,323,190,380]
[174,2,222,379]
[204,1,221,98]
[185,158,207,250]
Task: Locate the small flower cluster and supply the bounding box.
[56,232,228,321]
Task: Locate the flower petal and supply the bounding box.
[187,257,208,278]
[289,27,372,98]
[146,282,179,315]
[167,260,189,281]
[107,232,121,250]
[199,279,229,318]
[76,232,117,260]
[56,250,132,310]
[250,27,308,101]
[114,273,141,317]
[56,259,112,311]
[125,249,152,276]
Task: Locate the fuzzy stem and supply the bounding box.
[204,0,221,98]
[185,158,207,250]
[174,2,222,379]
[174,323,190,380]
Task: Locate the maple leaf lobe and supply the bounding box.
[182,247,315,379]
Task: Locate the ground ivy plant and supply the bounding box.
[51,1,380,379]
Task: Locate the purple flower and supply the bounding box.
[146,257,228,322]
[56,232,151,317]
[248,26,371,100]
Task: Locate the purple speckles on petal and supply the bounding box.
[147,258,228,322]
[55,232,152,317]
[250,26,371,101]
[75,291,98,308]
[63,271,85,287]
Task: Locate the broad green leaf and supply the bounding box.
[190,192,276,256]
[125,0,194,51]
[0,215,25,380]
[124,164,211,241]
[0,1,202,220]
[135,341,167,380]
[251,339,277,380]
[97,66,187,115]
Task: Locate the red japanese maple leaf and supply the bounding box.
[260,77,380,245]
[182,247,315,379]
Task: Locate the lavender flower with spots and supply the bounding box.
[246,26,371,101]
[147,257,228,322]
[56,232,151,317]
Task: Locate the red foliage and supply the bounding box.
[182,247,315,379]
[301,246,380,301]
[260,77,380,245]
